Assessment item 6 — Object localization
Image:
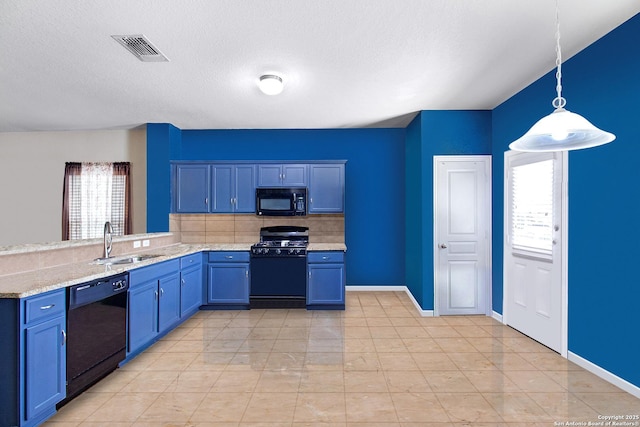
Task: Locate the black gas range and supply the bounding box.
[250,226,309,308]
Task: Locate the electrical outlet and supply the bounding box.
[142,239,150,247]
[133,240,141,248]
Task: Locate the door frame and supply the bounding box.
[433,155,492,317]
[503,150,569,357]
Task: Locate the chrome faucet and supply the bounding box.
[103,221,114,259]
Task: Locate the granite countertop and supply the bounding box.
[0,242,347,299]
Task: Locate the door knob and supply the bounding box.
[439,243,448,249]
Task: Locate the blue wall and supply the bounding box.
[147,123,182,232]
[493,13,640,387]
[405,111,492,309]
[146,127,406,287]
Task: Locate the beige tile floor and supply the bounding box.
[45,291,639,426]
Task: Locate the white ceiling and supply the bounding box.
[1,0,638,132]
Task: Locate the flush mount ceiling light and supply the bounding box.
[509,0,615,152]
[258,74,284,95]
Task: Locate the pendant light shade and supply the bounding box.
[509,108,616,152]
[508,0,615,152]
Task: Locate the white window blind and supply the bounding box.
[511,159,554,256]
[68,163,126,239]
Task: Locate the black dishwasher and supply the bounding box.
[59,273,129,406]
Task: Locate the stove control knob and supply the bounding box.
[288,248,295,254]
[275,249,281,255]
[263,248,269,254]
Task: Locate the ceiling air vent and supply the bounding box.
[111,34,169,62]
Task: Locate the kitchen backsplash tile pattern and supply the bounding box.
[172,214,345,244]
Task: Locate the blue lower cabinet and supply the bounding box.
[180,265,203,316]
[25,315,66,421]
[307,252,346,310]
[206,251,250,309]
[158,274,181,334]
[127,259,181,357]
[0,289,67,427]
[127,279,160,355]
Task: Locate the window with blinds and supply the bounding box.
[510,159,554,257]
[62,162,131,240]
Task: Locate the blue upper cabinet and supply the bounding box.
[211,164,233,212]
[212,164,256,213]
[258,164,307,187]
[173,163,256,214]
[308,163,345,213]
[175,164,210,213]
[234,165,257,212]
[173,161,344,214]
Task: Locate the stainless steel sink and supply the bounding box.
[93,254,161,265]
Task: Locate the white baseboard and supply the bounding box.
[568,351,640,399]
[346,285,407,292]
[492,311,503,323]
[345,286,434,317]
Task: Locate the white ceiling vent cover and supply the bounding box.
[111,34,169,62]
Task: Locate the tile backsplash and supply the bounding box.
[171,214,344,244]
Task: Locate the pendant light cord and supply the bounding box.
[553,0,566,109]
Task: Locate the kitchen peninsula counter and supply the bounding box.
[0,242,347,298]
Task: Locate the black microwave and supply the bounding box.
[256,187,307,216]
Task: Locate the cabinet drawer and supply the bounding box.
[180,253,202,269]
[24,290,65,324]
[308,251,345,263]
[130,259,180,285]
[208,251,250,262]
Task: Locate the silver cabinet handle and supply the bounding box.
[309,271,312,278]
[245,270,249,278]
[160,288,164,297]
[205,197,208,205]
[439,243,447,249]
[225,255,233,259]
[154,290,158,300]
[181,278,186,286]
[322,256,329,260]
[61,330,67,346]
[40,304,55,310]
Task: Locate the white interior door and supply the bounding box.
[504,151,567,355]
[434,156,491,316]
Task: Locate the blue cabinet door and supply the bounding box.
[25,315,66,421]
[175,164,210,213]
[234,165,256,212]
[207,263,249,304]
[212,164,256,213]
[258,164,307,187]
[308,164,345,213]
[158,273,181,334]
[307,263,345,306]
[257,164,283,187]
[211,164,234,212]
[282,164,307,186]
[181,266,202,316]
[128,280,158,354]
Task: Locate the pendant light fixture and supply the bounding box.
[509,0,615,152]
